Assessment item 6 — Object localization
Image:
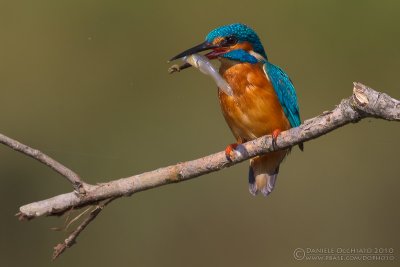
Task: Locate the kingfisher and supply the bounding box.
[170,23,302,197]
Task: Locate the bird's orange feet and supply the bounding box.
[272,129,282,150]
[225,143,239,161]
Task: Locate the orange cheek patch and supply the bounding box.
[231,41,253,51]
[212,37,224,46]
[212,39,254,52]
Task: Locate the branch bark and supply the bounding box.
[15,83,400,220]
[0,134,85,193]
[52,197,116,260]
[2,82,399,258]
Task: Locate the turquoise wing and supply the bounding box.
[263,62,301,128]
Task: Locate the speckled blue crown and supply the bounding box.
[206,23,267,59]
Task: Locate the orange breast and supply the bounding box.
[218,60,290,143]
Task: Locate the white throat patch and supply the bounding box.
[249,50,267,62]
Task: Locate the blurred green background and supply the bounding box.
[0,0,399,266]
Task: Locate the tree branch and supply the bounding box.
[52,197,116,260]
[2,82,398,258]
[0,133,86,194]
[15,82,400,220]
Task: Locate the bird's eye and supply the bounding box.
[223,36,238,46]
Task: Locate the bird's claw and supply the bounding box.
[271,129,282,150]
[225,143,239,161]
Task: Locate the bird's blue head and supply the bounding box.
[170,23,268,65]
[206,23,267,61]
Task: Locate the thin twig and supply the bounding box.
[64,207,92,231]
[0,134,86,194]
[52,197,116,260]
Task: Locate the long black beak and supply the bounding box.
[169,41,218,62]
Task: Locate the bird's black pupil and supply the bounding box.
[225,36,237,45]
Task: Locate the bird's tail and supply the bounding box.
[248,151,287,196]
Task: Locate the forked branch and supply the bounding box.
[0,134,85,193]
[1,82,398,259]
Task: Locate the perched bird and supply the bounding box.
[170,23,302,196]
